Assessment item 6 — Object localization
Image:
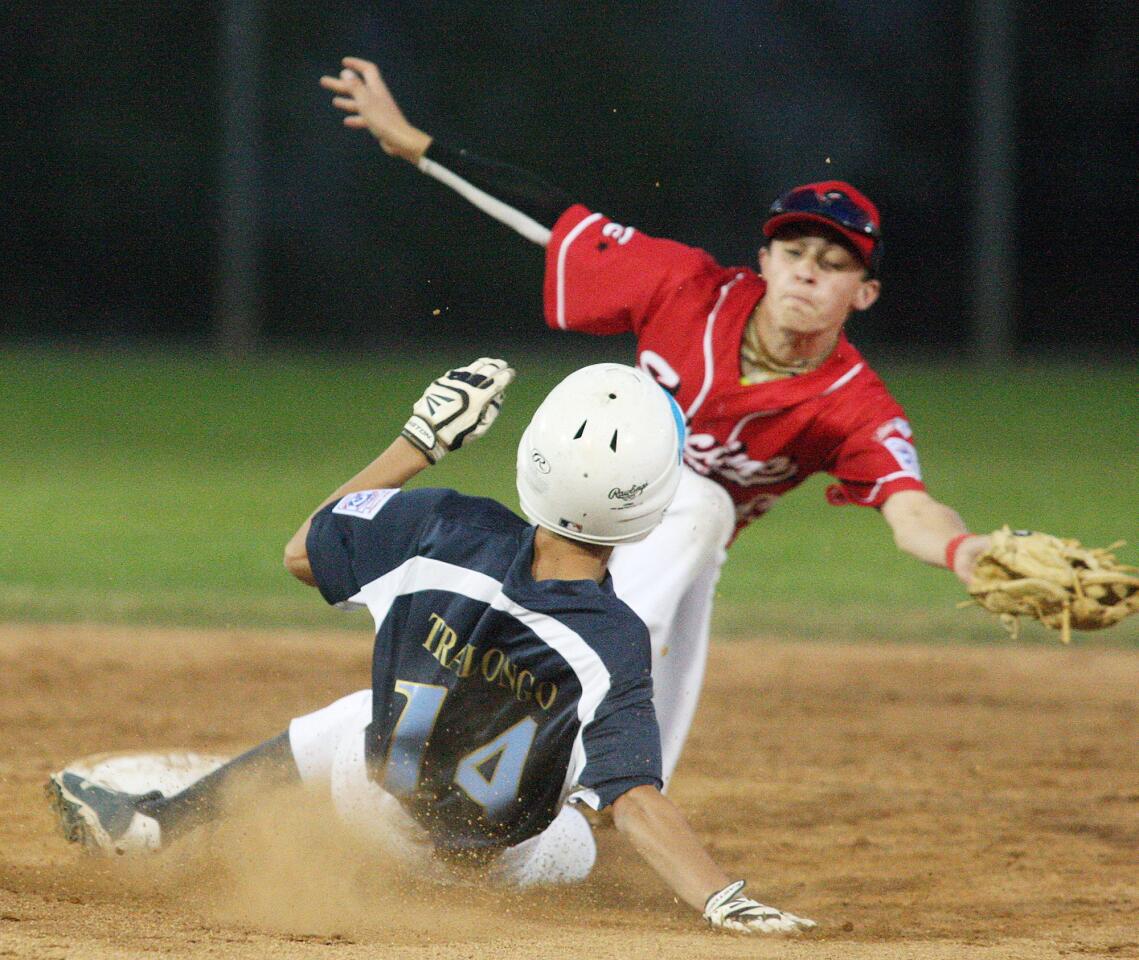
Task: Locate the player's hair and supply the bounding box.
[516,364,685,546]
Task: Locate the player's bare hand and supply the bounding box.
[319,56,432,163]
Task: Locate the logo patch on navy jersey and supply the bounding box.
[332,489,398,520]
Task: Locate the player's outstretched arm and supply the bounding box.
[610,785,815,934]
[321,57,575,247]
[320,57,432,163]
[284,358,515,584]
[880,489,990,582]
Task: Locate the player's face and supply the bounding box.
[757,229,880,337]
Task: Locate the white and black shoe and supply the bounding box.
[46,771,163,856]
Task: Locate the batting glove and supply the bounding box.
[703,880,817,934]
[402,358,516,464]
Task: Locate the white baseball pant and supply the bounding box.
[608,466,736,790]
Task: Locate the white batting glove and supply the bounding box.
[401,358,516,463]
[703,880,817,934]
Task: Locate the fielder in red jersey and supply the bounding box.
[544,203,926,534]
[320,58,994,787]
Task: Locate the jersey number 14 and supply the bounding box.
[381,680,538,817]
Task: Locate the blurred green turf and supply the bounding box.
[2,346,1136,645]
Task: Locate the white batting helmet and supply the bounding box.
[516,363,685,545]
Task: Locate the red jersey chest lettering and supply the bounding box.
[638,350,683,393]
[684,432,798,486]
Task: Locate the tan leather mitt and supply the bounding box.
[963,527,1139,643]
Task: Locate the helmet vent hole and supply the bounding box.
[573,421,587,440]
[609,430,619,452]
[608,393,617,399]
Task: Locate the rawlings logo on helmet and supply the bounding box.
[608,482,648,502]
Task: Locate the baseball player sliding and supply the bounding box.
[48,360,815,935]
[318,58,995,787]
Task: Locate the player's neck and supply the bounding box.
[531,528,612,584]
[750,307,841,369]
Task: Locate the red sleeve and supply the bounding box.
[825,413,927,508]
[542,204,714,335]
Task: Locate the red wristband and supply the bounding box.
[945,534,973,571]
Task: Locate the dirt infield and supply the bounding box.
[1,622,1136,959]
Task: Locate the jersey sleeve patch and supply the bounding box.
[882,435,922,478]
[308,488,451,606]
[332,488,399,520]
[826,414,927,508]
[874,418,922,479]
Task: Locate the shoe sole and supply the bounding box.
[45,773,115,855]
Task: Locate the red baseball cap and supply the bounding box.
[763,180,882,272]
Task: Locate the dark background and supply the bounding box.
[3,2,1135,355]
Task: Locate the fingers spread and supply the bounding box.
[342,57,382,85]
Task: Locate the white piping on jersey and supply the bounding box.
[491,594,613,806]
[850,468,921,505]
[554,212,604,330]
[719,361,864,446]
[822,362,864,395]
[349,554,613,805]
[685,273,746,421]
[569,785,602,810]
[726,408,778,445]
[417,155,552,247]
[353,555,502,628]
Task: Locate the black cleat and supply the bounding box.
[45,771,163,856]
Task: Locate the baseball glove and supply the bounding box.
[963,527,1139,643]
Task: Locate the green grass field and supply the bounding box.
[3,346,1136,644]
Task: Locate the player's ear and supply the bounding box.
[852,277,880,312]
[757,245,770,275]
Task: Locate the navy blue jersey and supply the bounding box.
[306,487,661,853]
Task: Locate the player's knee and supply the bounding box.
[696,485,735,547]
[490,804,596,888]
[671,472,735,553]
[329,727,435,866]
